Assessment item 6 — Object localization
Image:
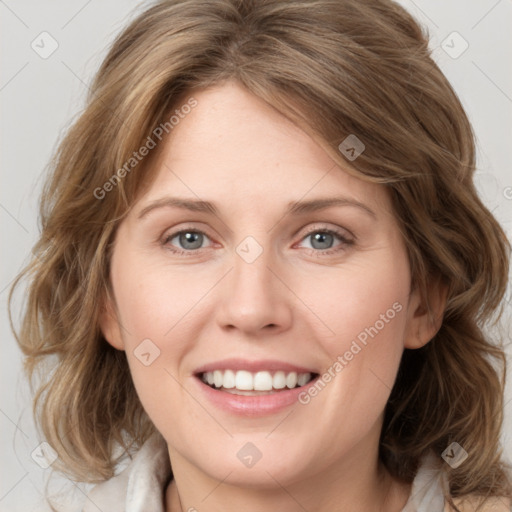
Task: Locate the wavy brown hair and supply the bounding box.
[9,0,511,509]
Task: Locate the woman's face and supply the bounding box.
[102,81,429,488]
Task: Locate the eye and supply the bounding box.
[163,228,212,254]
[297,227,354,255]
[303,231,337,250]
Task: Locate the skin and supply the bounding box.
[100,81,445,512]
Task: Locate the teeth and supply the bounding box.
[213,370,223,388]
[201,370,312,391]
[235,370,253,390]
[254,371,272,391]
[273,371,286,389]
[297,373,310,386]
[223,370,235,389]
[286,372,298,388]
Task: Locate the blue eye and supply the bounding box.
[306,231,336,250]
[162,226,353,257]
[164,229,211,254]
[298,228,353,255]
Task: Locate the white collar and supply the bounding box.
[401,451,447,511]
[83,433,171,512]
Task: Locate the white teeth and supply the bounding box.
[201,369,313,391]
[223,369,235,389]
[213,370,223,388]
[235,370,253,390]
[273,371,286,389]
[286,372,298,388]
[254,371,273,391]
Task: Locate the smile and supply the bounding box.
[193,360,320,415]
[200,369,316,394]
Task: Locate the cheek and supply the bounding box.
[298,253,410,407]
[111,253,213,347]
[110,257,217,428]
[299,255,410,351]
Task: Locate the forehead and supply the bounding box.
[134,82,392,217]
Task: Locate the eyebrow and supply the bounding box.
[137,196,376,219]
[287,197,376,218]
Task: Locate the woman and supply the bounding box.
[10,0,512,511]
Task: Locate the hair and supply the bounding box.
[9,0,511,509]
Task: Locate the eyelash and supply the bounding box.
[161,225,354,258]
[302,228,355,256]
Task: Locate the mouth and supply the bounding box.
[193,359,320,415]
[197,369,318,396]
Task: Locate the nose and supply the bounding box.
[215,243,293,336]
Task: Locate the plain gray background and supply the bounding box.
[1,1,511,510]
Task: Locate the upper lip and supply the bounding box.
[194,358,317,375]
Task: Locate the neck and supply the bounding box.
[165,443,411,512]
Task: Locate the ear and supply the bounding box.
[403,276,448,349]
[98,290,125,351]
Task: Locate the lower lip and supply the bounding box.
[194,376,317,416]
